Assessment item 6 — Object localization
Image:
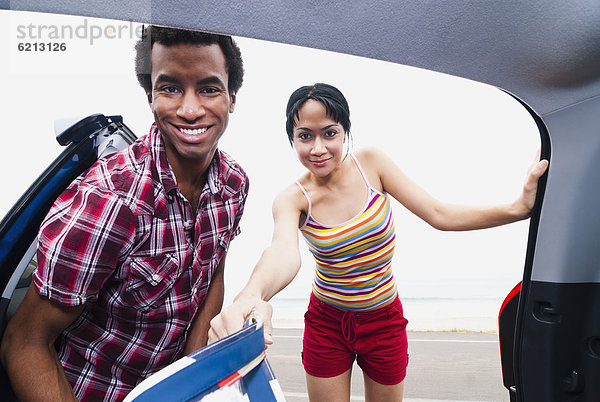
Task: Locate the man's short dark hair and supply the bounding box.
[134,25,244,95]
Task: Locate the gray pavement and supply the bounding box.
[267,328,508,402]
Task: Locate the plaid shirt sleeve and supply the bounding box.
[217,150,250,243]
[230,174,249,240]
[33,178,137,306]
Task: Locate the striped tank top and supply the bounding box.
[297,154,398,311]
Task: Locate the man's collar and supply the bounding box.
[206,151,223,196]
[148,124,178,196]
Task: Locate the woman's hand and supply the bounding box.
[208,297,274,345]
[513,149,549,218]
[207,184,305,347]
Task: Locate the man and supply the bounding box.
[0,26,248,401]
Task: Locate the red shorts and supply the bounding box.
[302,293,409,385]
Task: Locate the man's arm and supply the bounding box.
[0,285,83,401]
[183,253,226,354]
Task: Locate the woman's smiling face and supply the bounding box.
[292,99,346,177]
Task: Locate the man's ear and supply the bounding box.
[229,92,236,113]
[146,91,153,106]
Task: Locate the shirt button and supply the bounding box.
[152,274,160,282]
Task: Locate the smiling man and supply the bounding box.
[0,26,248,401]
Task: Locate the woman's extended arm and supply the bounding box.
[208,185,304,344]
[362,147,548,231]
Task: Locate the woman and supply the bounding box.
[209,83,548,401]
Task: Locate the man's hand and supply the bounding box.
[208,297,274,345]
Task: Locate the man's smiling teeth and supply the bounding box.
[180,127,207,135]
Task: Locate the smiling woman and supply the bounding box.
[222,40,541,332]
[208,76,547,402]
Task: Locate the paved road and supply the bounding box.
[267,328,508,401]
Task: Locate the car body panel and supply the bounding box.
[533,96,600,284]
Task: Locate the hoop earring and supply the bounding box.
[342,132,353,161]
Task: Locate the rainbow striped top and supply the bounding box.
[297,155,398,311]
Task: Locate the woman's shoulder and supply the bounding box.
[354,147,386,163]
[353,147,391,174]
[273,180,309,210]
[352,148,389,192]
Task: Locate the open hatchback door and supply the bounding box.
[0,114,137,397]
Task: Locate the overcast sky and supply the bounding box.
[0,10,541,304]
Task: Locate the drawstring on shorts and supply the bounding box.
[341,311,358,343]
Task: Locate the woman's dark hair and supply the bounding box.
[134,25,244,95]
[285,83,351,146]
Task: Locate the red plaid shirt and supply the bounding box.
[33,124,249,401]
